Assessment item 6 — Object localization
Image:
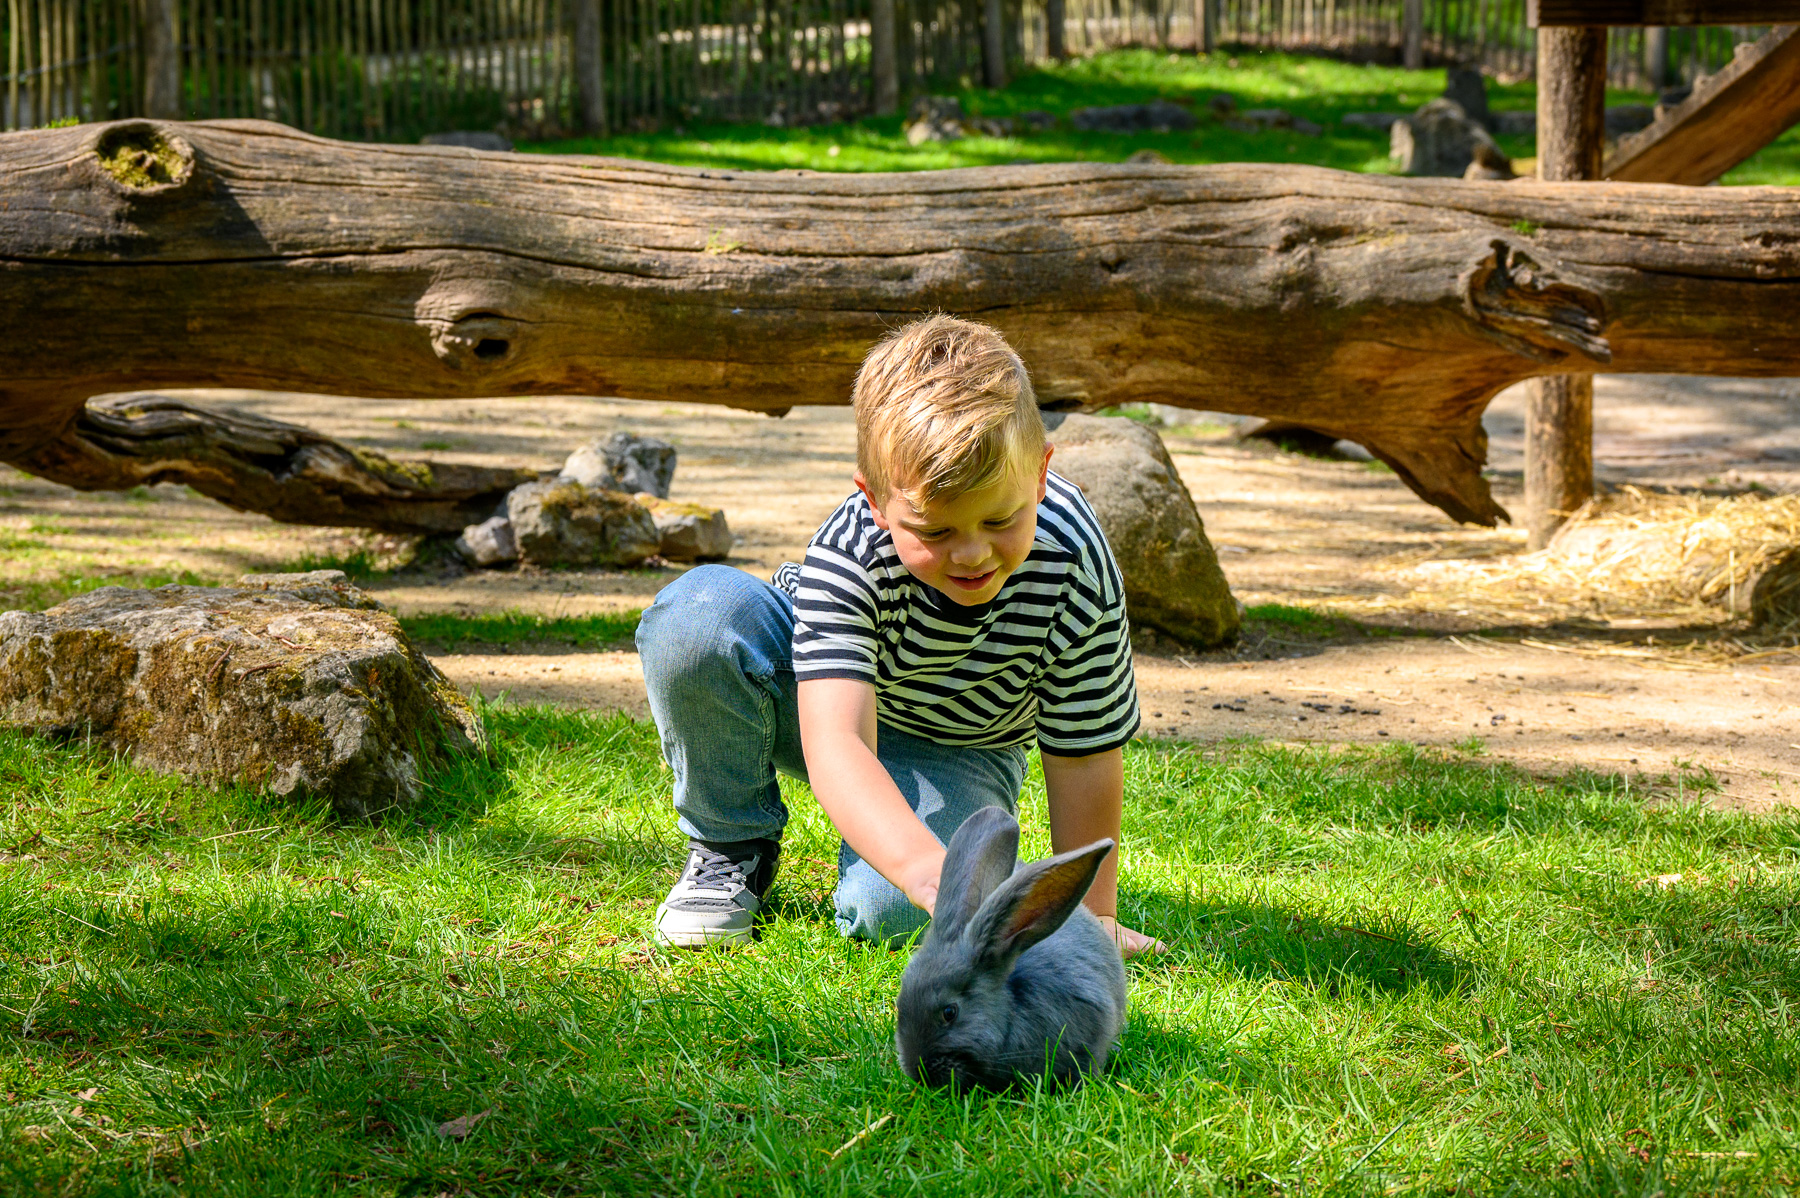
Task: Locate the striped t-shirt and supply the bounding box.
[775,472,1139,755]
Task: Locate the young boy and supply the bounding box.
[636,315,1161,958]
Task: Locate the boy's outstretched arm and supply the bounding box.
[1041,748,1167,960]
[797,677,950,915]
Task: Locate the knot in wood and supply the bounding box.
[90,122,195,196]
[1461,239,1611,365]
[422,312,522,371]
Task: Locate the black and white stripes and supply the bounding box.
[778,474,1140,756]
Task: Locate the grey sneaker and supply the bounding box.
[654,838,780,947]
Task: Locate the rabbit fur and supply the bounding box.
[895,805,1128,1090]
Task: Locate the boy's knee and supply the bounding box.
[638,565,783,677]
[835,865,928,948]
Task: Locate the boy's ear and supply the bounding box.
[933,807,1019,942]
[1036,445,1052,502]
[968,838,1113,969]
[854,471,891,530]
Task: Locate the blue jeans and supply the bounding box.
[636,565,1028,945]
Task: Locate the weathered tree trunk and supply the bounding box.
[1527,24,1608,549]
[5,119,1800,528]
[14,393,536,534]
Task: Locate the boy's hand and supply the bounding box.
[1096,915,1167,960]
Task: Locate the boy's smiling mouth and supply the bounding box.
[946,569,997,591]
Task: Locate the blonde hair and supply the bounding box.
[853,315,1044,510]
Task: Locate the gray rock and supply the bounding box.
[1462,141,1517,181]
[507,479,661,567]
[1043,413,1239,649]
[905,95,965,144]
[1606,104,1656,139]
[420,131,513,152]
[1490,109,1536,136]
[1342,111,1407,129]
[1391,98,1507,177]
[0,574,482,818]
[1206,94,1237,118]
[455,515,519,567]
[636,496,733,561]
[561,432,677,498]
[1017,109,1057,132]
[1071,100,1196,134]
[1751,548,1800,629]
[1443,66,1490,128]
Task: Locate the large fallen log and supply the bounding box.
[5,119,1800,527]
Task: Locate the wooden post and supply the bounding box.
[1645,24,1668,90]
[1194,0,1213,53]
[981,0,1006,88]
[871,0,898,113]
[1402,0,1422,69]
[1046,0,1066,59]
[142,0,181,119]
[1526,23,1607,550]
[574,0,606,134]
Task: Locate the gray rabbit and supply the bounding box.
[895,805,1128,1090]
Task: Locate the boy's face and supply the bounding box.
[856,446,1052,607]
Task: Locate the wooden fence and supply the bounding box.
[0,0,1772,137]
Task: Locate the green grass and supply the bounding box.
[6,709,1800,1195]
[398,609,642,651]
[0,569,212,613]
[523,47,1800,185]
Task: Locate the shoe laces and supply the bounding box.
[688,846,755,890]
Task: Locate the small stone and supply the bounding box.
[1126,148,1171,164]
[508,480,661,567]
[1043,413,1239,649]
[420,131,512,152]
[561,432,677,498]
[904,95,965,144]
[1340,111,1406,130]
[1071,101,1196,134]
[0,582,481,817]
[634,495,733,561]
[1016,109,1057,132]
[455,516,519,567]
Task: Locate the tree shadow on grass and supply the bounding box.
[1125,887,1473,998]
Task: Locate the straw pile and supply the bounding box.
[1401,487,1800,628]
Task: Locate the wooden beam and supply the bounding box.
[1530,0,1800,26]
[1605,25,1800,185]
[1526,25,1608,550]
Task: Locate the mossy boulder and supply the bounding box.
[507,479,660,567]
[1045,414,1240,649]
[0,571,482,819]
[633,495,733,561]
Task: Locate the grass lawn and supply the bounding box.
[6,697,1800,1195]
[522,47,1800,186]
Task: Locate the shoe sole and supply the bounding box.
[653,906,757,948]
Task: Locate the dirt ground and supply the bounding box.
[3,376,1796,808]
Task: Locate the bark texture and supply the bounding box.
[13,392,536,534]
[6,119,1800,527]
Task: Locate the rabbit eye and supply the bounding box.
[939,1003,958,1026]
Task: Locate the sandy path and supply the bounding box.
[4,377,1795,809]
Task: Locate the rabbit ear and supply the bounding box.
[967,839,1114,969]
[932,806,1020,942]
